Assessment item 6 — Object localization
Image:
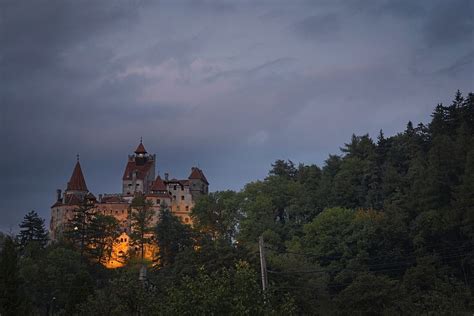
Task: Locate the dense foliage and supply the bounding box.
[0,91,473,315]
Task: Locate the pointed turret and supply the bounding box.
[122,140,156,196]
[135,138,147,154]
[188,167,209,185]
[67,160,88,192]
[150,175,167,192]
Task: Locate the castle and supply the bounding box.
[50,141,209,267]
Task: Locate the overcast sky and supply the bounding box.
[1,0,473,232]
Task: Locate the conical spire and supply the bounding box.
[151,175,167,191]
[66,159,88,191]
[135,138,147,154]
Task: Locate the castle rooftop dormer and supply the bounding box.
[66,158,88,192]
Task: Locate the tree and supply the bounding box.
[88,214,120,265]
[0,236,26,316]
[268,159,298,180]
[335,273,399,315]
[160,262,296,315]
[65,197,96,260]
[155,207,194,267]
[399,257,472,314]
[316,155,341,208]
[77,268,157,315]
[191,191,241,242]
[42,246,94,314]
[302,208,354,268]
[18,210,48,249]
[129,195,155,262]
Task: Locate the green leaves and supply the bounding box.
[129,195,155,261]
[155,208,194,268]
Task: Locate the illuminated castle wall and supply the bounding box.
[50,141,209,267]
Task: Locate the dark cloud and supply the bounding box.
[1,0,473,231]
[422,0,473,48]
[293,14,341,40]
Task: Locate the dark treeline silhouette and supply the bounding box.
[1,91,473,315]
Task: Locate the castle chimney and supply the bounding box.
[56,189,62,202]
[164,173,169,181]
[98,194,103,203]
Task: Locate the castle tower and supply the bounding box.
[64,157,89,202]
[122,140,156,197]
[188,167,209,199]
[50,157,90,239]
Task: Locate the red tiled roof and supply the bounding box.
[135,142,147,154]
[179,180,190,186]
[188,167,208,184]
[101,195,124,203]
[51,201,63,208]
[67,161,88,191]
[64,194,82,205]
[146,192,171,199]
[151,175,167,191]
[122,160,154,180]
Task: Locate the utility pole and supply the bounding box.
[259,235,268,292]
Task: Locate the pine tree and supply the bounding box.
[155,206,194,267]
[18,210,48,249]
[129,195,154,261]
[65,197,96,260]
[88,214,120,264]
[268,159,298,179]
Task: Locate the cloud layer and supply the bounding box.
[1,0,473,231]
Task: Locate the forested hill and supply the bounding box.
[1,91,473,315]
[193,90,474,314]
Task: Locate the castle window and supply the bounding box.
[185,217,189,223]
[128,183,132,186]
[174,185,177,190]
[120,238,124,242]
[185,205,189,211]
[122,210,125,214]
[177,206,180,211]
[173,195,176,200]
[181,195,185,201]
[157,199,161,204]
